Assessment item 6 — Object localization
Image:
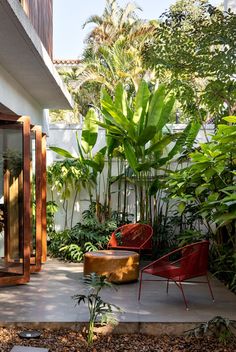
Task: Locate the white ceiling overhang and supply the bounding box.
[0,0,73,110]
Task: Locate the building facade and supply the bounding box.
[0,0,73,286]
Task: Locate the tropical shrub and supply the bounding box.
[47,158,96,229]
[48,214,117,262]
[166,116,236,291]
[49,107,109,227]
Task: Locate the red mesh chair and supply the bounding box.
[138,240,214,309]
[107,223,153,254]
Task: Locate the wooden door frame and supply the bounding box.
[0,113,46,285]
[41,134,47,263]
[30,125,42,273]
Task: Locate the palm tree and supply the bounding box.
[72,37,156,93]
[61,0,156,116]
[83,0,142,52]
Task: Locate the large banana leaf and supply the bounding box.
[223,116,236,123]
[123,139,138,173]
[101,87,113,105]
[146,84,165,129]
[156,95,175,131]
[137,126,157,145]
[145,133,181,155]
[107,135,119,156]
[133,80,150,127]
[76,132,85,160]
[81,108,98,154]
[101,100,130,131]
[150,121,200,167]
[95,120,123,135]
[50,146,75,159]
[115,83,128,117]
[85,148,106,173]
[137,94,175,146]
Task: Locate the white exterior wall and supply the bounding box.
[0,64,49,133]
[47,124,215,230]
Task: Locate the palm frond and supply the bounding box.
[82,15,103,29]
[120,2,142,27]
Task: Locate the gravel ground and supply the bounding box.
[0,328,235,352]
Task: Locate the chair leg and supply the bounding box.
[138,271,143,300]
[166,279,169,294]
[206,274,215,302]
[178,282,189,310]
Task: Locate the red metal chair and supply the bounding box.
[107,223,153,254]
[138,240,214,309]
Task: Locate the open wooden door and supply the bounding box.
[0,115,31,285]
[0,113,46,286]
[30,126,42,272]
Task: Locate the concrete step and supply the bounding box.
[11,347,48,352]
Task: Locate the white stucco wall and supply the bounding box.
[0,64,49,133]
[47,124,215,230]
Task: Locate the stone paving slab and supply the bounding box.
[0,259,235,324]
[11,347,48,352]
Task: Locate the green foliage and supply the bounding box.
[166,117,236,291]
[48,0,236,295]
[73,273,120,345]
[177,229,207,247]
[2,150,22,177]
[114,231,123,245]
[47,157,96,229]
[46,201,58,234]
[56,0,157,119]
[100,81,200,222]
[47,158,95,199]
[48,215,117,262]
[143,0,236,121]
[81,108,99,154]
[185,316,236,345]
[48,109,109,227]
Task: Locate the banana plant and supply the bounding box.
[98,81,200,222]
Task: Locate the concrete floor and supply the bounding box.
[0,259,235,325]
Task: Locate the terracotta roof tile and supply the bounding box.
[53,59,81,65]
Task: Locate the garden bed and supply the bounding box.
[0,328,235,352]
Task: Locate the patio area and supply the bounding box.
[0,259,235,334]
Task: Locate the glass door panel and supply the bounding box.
[0,121,24,276]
